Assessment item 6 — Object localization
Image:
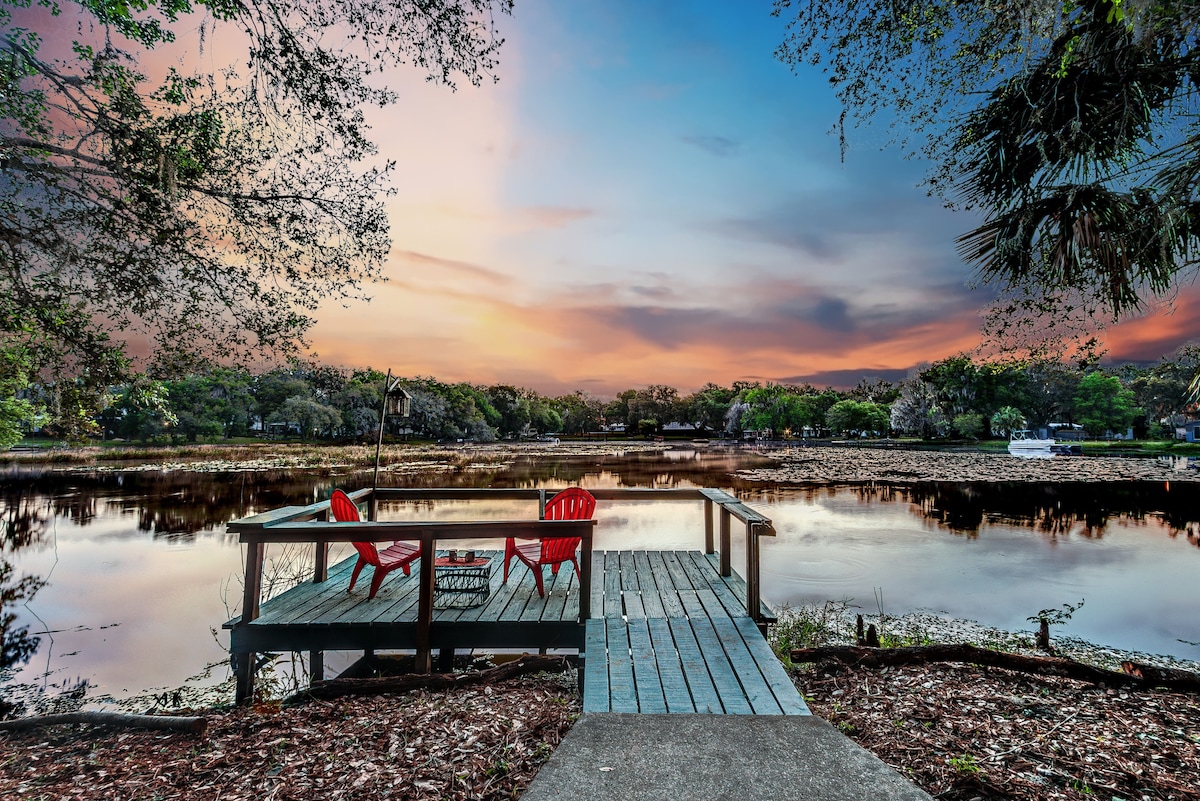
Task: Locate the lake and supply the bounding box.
[1,447,1198,709]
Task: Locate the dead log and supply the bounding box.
[0,712,207,735]
[790,644,1200,693]
[1121,661,1200,693]
[291,654,571,703]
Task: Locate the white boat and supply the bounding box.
[1008,429,1055,452]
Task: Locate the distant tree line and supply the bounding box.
[10,345,1200,446]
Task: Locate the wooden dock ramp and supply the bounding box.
[583,549,808,715]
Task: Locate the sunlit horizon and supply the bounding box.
[291,1,1200,397]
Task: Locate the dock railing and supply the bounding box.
[226,486,773,703]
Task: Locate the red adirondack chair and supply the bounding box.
[503,487,596,597]
[331,489,420,599]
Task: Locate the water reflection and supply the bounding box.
[1,449,1199,706]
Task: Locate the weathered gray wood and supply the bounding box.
[746,521,761,620]
[647,618,694,713]
[684,551,748,620]
[677,589,707,618]
[229,556,357,627]
[415,535,435,673]
[689,617,752,714]
[589,547,606,620]
[710,616,781,714]
[374,488,543,502]
[627,619,667,714]
[702,553,777,623]
[634,551,667,618]
[718,508,732,577]
[235,518,595,544]
[583,620,610,713]
[539,563,574,621]
[619,549,640,592]
[677,552,734,621]
[668,617,722,714]
[642,552,682,617]
[703,497,714,554]
[579,527,593,621]
[498,577,537,622]
[731,617,809,714]
[606,619,638,713]
[661,551,695,592]
[602,552,623,618]
[621,549,647,619]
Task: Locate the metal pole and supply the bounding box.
[373,368,391,492]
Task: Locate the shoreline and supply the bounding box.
[771,604,1200,675]
[5,439,1199,483]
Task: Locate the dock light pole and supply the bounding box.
[373,371,413,494]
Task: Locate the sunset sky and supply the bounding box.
[79,1,1200,395]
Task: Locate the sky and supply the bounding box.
[52,0,1200,396]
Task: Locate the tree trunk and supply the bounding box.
[0,712,207,735]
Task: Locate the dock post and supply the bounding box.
[746,521,760,621]
[415,532,435,673]
[719,507,732,577]
[704,498,714,554]
[313,508,329,583]
[580,524,593,621]
[234,540,265,705]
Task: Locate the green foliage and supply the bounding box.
[679,383,736,433]
[775,0,1200,320]
[947,754,983,775]
[1,0,512,394]
[951,412,985,440]
[770,601,853,661]
[990,406,1026,437]
[0,347,43,448]
[1073,372,1138,436]
[1028,598,1085,628]
[825,399,889,436]
[268,396,342,441]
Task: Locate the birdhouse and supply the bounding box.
[385,381,412,418]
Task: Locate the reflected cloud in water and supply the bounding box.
[1,449,1198,704]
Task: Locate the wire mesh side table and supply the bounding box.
[433,556,491,609]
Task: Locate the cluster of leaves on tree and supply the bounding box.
[20,345,1196,444]
[1,0,511,396]
[888,351,1162,438]
[77,364,605,443]
[774,0,1200,320]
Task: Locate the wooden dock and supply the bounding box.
[225,487,801,714]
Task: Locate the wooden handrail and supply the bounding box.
[229,485,772,703]
[232,519,594,543]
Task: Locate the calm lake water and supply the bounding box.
[1,448,1198,707]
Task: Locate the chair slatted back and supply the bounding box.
[331,489,379,567]
[541,487,596,561]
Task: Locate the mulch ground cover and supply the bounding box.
[796,661,1200,800]
[0,676,579,800]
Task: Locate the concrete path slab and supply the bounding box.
[521,713,932,801]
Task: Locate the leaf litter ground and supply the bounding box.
[0,675,578,800]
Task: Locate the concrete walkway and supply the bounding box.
[521,713,932,801]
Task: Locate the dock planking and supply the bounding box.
[582,612,810,715]
[226,547,805,717]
